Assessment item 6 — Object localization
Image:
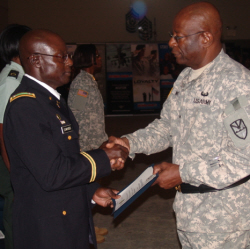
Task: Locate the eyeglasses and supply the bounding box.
[169,31,206,43]
[28,53,73,62]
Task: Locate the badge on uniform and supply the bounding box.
[56,114,66,124]
[10,92,36,102]
[72,89,88,111]
[201,91,209,96]
[77,89,88,98]
[224,95,250,148]
[56,100,60,108]
[61,124,72,134]
[8,70,19,79]
[230,119,247,140]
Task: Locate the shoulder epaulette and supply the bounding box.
[10,92,36,102]
[8,70,19,79]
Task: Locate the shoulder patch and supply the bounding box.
[223,96,250,148]
[10,92,36,102]
[8,70,19,79]
[77,89,88,97]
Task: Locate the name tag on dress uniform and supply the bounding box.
[61,124,72,134]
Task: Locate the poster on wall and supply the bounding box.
[131,43,161,113]
[158,43,175,105]
[106,43,133,114]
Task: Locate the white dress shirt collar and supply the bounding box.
[25,74,61,100]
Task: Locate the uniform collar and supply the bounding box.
[24,74,61,100]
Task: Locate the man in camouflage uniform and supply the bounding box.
[67,44,108,243]
[108,2,250,248]
[68,44,107,151]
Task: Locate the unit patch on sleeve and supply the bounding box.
[8,70,19,79]
[230,119,247,139]
[223,95,250,148]
[72,89,88,111]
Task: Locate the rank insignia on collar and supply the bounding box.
[56,114,61,120]
[230,119,247,140]
[201,91,209,97]
[56,114,66,124]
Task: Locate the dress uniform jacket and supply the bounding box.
[0,61,24,249]
[3,75,111,249]
[125,50,250,234]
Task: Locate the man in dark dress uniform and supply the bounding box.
[3,29,128,249]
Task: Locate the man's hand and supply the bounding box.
[99,141,129,171]
[152,162,182,189]
[106,136,130,152]
[93,187,120,208]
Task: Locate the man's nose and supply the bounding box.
[169,37,177,48]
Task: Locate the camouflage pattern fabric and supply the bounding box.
[125,50,250,233]
[68,70,107,151]
[178,229,250,249]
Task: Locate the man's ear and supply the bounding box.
[29,55,41,68]
[202,32,213,48]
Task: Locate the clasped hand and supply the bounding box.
[100,136,130,171]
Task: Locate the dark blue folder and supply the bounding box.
[112,164,158,219]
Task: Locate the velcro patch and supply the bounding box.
[77,89,88,97]
[8,70,19,79]
[10,92,36,102]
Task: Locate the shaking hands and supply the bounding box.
[99,136,130,171]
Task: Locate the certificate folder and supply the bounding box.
[112,165,158,219]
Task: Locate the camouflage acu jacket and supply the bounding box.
[68,70,107,151]
[125,50,250,233]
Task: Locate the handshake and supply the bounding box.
[99,136,130,171]
[95,135,182,209]
[99,136,182,191]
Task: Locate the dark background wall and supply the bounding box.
[0,0,249,43]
